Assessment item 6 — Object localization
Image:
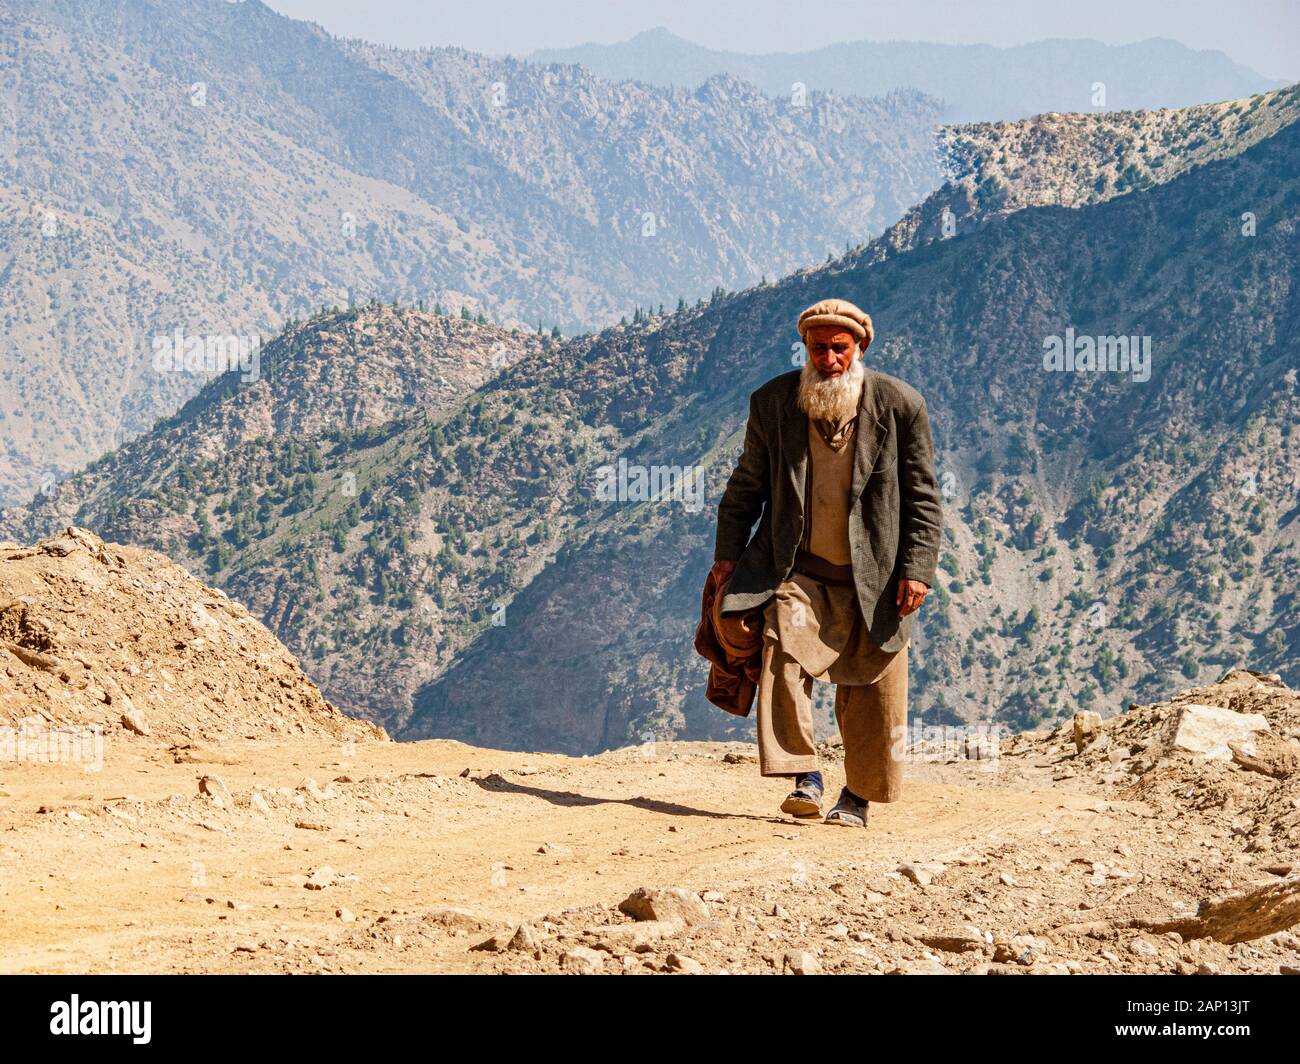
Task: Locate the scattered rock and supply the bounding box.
[587,919,682,950]
[619,886,711,926]
[1073,711,1103,753]
[888,957,952,975]
[120,710,150,737]
[1228,734,1299,778]
[782,950,821,975]
[898,862,947,887]
[921,926,987,953]
[1129,937,1159,958]
[198,776,230,806]
[561,946,605,974]
[305,866,338,890]
[1136,875,1300,943]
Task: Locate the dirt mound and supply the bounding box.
[0,528,386,746]
[1002,669,1300,859]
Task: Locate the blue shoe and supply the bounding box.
[780,770,824,817]
[824,787,869,827]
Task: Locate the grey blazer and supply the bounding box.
[714,367,942,652]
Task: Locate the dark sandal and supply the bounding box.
[823,788,869,827]
[780,782,823,817]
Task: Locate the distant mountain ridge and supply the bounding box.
[0,0,945,505]
[528,28,1285,122]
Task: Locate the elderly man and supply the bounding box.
[711,298,942,827]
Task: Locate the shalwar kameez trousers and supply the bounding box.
[755,414,908,804]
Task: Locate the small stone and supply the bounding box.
[922,926,987,953]
[619,886,710,926]
[1130,937,1159,958]
[586,919,682,950]
[198,775,230,804]
[665,953,705,974]
[120,710,150,736]
[561,946,605,974]
[1073,711,1102,753]
[297,777,336,801]
[888,957,952,975]
[305,866,337,890]
[783,950,821,975]
[899,862,946,887]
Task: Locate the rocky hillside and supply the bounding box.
[855,82,1300,267]
[0,0,945,506]
[4,87,1298,753]
[0,527,384,745]
[529,27,1285,122]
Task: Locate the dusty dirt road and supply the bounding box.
[7,728,1293,975]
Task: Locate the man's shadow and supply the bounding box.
[461,772,782,824]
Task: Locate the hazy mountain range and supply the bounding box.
[0,0,946,505]
[6,82,1296,754]
[529,27,1287,122]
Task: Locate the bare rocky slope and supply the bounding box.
[0,0,945,506]
[855,82,1300,267]
[0,527,384,746]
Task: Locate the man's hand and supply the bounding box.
[711,559,737,586]
[896,578,929,617]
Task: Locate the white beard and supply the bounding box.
[797,357,865,423]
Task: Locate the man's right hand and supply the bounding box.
[710,559,737,586]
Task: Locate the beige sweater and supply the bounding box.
[802,416,856,565]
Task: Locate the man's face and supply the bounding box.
[805,326,864,378]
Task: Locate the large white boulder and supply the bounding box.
[1167,702,1269,761]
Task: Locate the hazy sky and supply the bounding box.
[262,0,1300,80]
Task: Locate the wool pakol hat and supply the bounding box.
[797,298,873,346]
